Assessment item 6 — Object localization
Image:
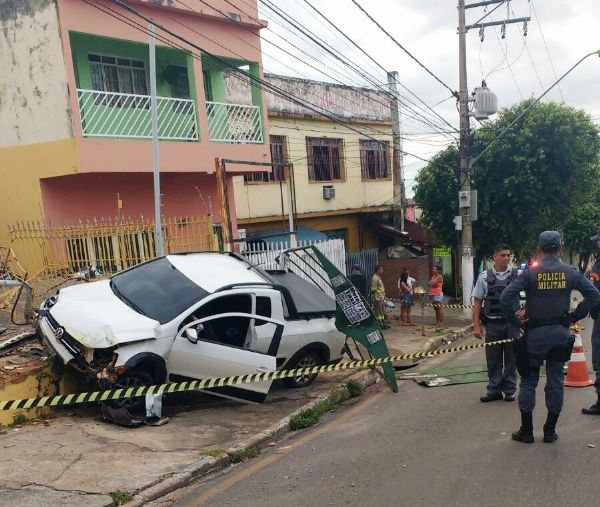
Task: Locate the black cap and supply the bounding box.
[538,231,561,250]
[591,229,600,241]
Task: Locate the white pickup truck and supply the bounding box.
[37,252,346,407]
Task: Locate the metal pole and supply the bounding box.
[284,164,297,248]
[458,0,474,313]
[215,158,233,252]
[149,22,164,256]
[387,71,404,231]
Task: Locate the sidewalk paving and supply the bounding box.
[0,307,473,507]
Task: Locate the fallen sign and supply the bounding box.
[0,338,516,411]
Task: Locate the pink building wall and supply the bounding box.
[55,0,270,175]
[40,172,237,238]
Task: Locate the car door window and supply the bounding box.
[254,297,272,326]
[183,294,252,349]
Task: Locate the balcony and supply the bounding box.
[77,89,199,141]
[206,101,263,144]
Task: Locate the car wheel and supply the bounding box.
[284,350,321,388]
[105,368,154,416]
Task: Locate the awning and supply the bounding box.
[371,220,435,247]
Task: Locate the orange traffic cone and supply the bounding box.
[565,325,593,387]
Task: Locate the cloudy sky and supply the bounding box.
[257,0,600,195]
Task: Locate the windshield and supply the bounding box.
[110,257,208,323]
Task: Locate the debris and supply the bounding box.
[588,444,596,448]
[0,328,6,335]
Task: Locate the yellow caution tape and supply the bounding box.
[0,338,514,411]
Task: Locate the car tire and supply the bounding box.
[105,368,154,416]
[284,350,322,389]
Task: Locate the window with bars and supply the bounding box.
[244,135,287,183]
[88,54,148,106]
[306,137,344,182]
[360,140,390,180]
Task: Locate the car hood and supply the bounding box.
[48,280,160,349]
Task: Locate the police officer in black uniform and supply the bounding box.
[582,228,600,415]
[500,231,600,444]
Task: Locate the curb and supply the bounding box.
[126,325,471,506]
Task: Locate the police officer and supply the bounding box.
[582,228,600,415]
[473,243,519,403]
[500,231,600,444]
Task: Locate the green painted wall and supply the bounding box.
[70,32,199,141]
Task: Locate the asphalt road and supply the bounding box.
[157,319,600,507]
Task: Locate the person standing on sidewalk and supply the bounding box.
[582,228,600,415]
[398,269,416,326]
[500,231,600,444]
[429,266,444,326]
[473,244,519,403]
[371,265,390,329]
[350,264,368,300]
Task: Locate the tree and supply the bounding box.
[414,100,600,263]
[563,197,600,271]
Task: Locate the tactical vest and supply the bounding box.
[526,260,575,326]
[482,268,517,319]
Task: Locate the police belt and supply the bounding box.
[480,314,507,325]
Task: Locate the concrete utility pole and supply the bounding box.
[387,71,404,232]
[149,22,164,256]
[283,164,297,248]
[457,0,529,309]
[457,0,473,310]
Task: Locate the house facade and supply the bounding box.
[229,74,396,252]
[0,0,270,261]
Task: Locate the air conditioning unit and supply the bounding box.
[323,186,335,199]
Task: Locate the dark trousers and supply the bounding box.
[485,321,519,396]
[518,360,565,413]
[592,318,600,395]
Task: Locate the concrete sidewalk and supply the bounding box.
[0,308,473,507]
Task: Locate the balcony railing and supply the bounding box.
[77,89,199,141]
[206,101,264,143]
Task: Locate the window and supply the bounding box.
[191,294,252,348]
[164,65,190,99]
[254,296,272,326]
[322,228,347,247]
[202,70,213,102]
[244,135,287,183]
[360,140,390,180]
[89,54,148,97]
[306,137,344,181]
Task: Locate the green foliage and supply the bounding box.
[111,490,134,506]
[229,447,260,463]
[289,389,350,431]
[12,413,27,426]
[203,449,227,459]
[346,379,364,398]
[563,196,600,269]
[414,101,600,259]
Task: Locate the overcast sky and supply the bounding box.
[257,0,600,195]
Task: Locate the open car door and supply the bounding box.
[169,313,284,404]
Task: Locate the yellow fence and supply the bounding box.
[7,216,219,278]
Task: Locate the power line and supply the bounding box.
[531,0,566,102]
[181,0,457,140]
[299,0,459,134]
[93,0,450,169]
[350,0,458,98]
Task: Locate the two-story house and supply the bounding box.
[228,74,396,252]
[0,0,270,271]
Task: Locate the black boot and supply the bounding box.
[582,395,600,415]
[512,411,534,444]
[543,412,559,443]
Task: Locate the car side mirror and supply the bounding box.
[185,327,199,344]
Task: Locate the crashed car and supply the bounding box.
[37,252,346,407]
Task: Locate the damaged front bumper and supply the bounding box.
[37,314,128,386]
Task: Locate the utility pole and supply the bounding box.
[457,0,473,311]
[457,0,530,310]
[149,22,164,256]
[387,71,404,232]
[283,164,297,248]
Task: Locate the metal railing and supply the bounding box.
[7,216,218,277]
[206,101,263,143]
[77,89,199,141]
